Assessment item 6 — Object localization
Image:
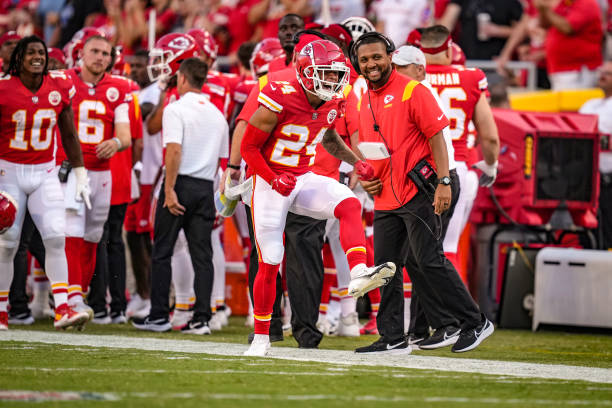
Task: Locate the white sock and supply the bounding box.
[339,290,356,317]
[43,237,70,308]
[172,231,195,310]
[210,228,225,309]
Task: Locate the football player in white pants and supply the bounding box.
[59,36,132,315]
[0,36,90,330]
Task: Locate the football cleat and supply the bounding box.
[54,304,89,330]
[360,316,378,335]
[348,262,396,299]
[69,300,94,322]
[170,309,193,330]
[336,312,360,337]
[244,334,271,357]
[208,313,223,331]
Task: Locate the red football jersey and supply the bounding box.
[110,77,142,205]
[425,64,487,162]
[256,76,343,177]
[0,71,74,165]
[233,78,257,105]
[202,70,231,119]
[57,69,132,170]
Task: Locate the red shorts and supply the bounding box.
[124,184,153,233]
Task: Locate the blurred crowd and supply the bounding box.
[1,0,611,89]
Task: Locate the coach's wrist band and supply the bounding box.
[112,137,122,149]
[227,164,241,170]
[133,161,143,172]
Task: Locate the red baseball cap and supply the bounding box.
[0,31,22,47]
[48,47,66,65]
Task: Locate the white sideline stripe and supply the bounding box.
[5,366,345,376]
[1,330,611,384]
[1,391,611,406]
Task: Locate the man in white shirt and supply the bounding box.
[579,60,612,250]
[133,58,229,335]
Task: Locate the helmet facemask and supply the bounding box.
[299,61,349,101]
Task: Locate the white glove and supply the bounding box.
[73,166,92,210]
[472,160,498,188]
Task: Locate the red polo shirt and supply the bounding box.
[358,70,448,211]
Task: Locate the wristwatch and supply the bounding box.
[438,176,451,186]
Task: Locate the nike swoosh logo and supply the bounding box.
[386,341,405,350]
[269,83,276,91]
[437,114,444,120]
[474,320,489,336]
[444,331,459,341]
[47,168,53,173]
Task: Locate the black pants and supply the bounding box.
[600,172,612,250]
[374,187,481,342]
[88,203,128,315]
[150,176,215,322]
[409,169,461,333]
[9,211,45,316]
[284,213,326,348]
[245,206,326,347]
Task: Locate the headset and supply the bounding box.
[348,31,395,75]
[351,31,441,240]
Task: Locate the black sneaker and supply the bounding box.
[92,310,111,325]
[355,337,412,354]
[181,320,211,335]
[132,316,171,332]
[451,315,494,353]
[110,311,127,324]
[248,331,284,344]
[407,332,428,350]
[418,325,461,350]
[8,311,34,325]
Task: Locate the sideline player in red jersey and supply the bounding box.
[0,36,90,330]
[56,35,132,316]
[421,25,499,277]
[241,40,396,357]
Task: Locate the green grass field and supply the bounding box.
[1,318,611,407]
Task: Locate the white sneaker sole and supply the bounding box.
[356,346,412,355]
[132,322,172,332]
[452,322,494,353]
[181,328,211,335]
[243,343,271,357]
[349,262,396,298]
[419,333,460,350]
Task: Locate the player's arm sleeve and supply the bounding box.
[220,120,230,159]
[162,105,183,146]
[407,82,449,139]
[114,103,130,124]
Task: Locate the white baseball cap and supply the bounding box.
[392,45,426,68]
